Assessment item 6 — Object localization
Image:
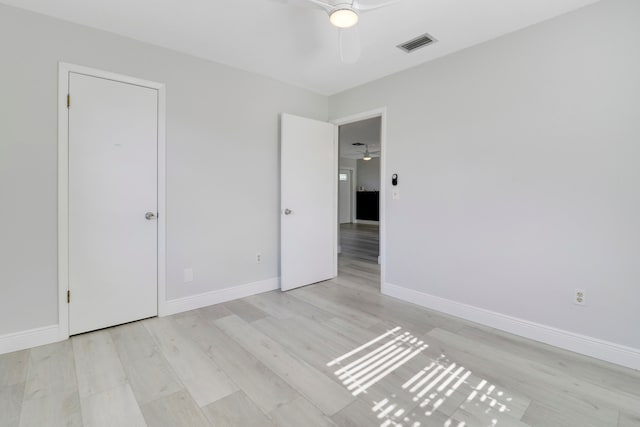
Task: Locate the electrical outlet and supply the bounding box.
[256,253,262,263]
[183,268,194,283]
[574,288,586,306]
[392,188,400,200]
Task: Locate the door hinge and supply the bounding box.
[67,290,70,304]
[67,94,70,109]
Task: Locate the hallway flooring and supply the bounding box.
[339,223,379,263]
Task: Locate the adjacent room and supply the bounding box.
[1,0,639,426]
[338,117,382,263]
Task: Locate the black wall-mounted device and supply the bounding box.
[391,174,398,186]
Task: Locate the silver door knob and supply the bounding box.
[145,212,157,220]
[284,209,292,215]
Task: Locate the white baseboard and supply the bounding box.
[354,220,379,225]
[0,278,279,355]
[0,324,60,355]
[382,282,640,371]
[163,277,280,316]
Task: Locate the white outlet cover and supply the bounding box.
[184,268,194,283]
[574,288,586,305]
[392,188,400,200]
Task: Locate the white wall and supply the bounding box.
[0,4,327,336]
[330,0,640,352]
[357,158,380,191]
[339,157,357,171]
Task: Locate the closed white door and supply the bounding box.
[281,114,337,291]
[68,72,158,335]
[338,169,352,224]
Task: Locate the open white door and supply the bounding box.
[281,114,337,291]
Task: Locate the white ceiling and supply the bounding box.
[339,117,381,159]
[1,0,600,95]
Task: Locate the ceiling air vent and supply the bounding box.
[397,33,437,53]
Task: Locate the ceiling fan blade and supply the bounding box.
[304,0,334,11]
[339,26,361,64]
[352,0,400,12]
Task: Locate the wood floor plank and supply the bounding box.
[18,340,83,427]
[140,389,210,427]
[23,340,77,400]
[453,405,531,427]
[330,379,440,427]
[79,384,146,427]
[110,321,183,405]
[522,400,617,427]
[339,259,380,276]
[223,299,268,323]
[18,341,82,427]
[340,224,379,262]
[320,316,391,345]
[619,412,640,427]
[252,315,355,372]
[269,397,338,427]
[288,286,382,329]
[244,290,335,322]
[202,390,274,427]
[0,383,24,427]
[197,304,233,322]
[109,321,158,364]
[144,316,238,407]
[18,389,82,427]
[214,314,355,416]
[428,385,469,417]
[330,270,380,289]
[71,330,128,397]
[172,312,300,413]
[0,350,29,387]
[117,354,183,406]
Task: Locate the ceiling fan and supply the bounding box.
[293,0,401,63]
[353,142,380,160]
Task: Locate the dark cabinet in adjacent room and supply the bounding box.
[356,191,379,221]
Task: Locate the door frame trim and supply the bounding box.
[57,62,167,339]
[332,108,387,280]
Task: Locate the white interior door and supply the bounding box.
[339,169,352,224]
[68,72,158,335]
[281,114,337,291]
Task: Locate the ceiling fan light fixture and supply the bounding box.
[363,153,372,161]
[329,8,359,28]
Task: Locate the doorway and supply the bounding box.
[334,110,386,286]
[58,63,166,338]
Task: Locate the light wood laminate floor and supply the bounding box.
[340,223,379,262]
[1,256,639,426]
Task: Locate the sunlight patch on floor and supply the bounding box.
[328,327,520,426]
